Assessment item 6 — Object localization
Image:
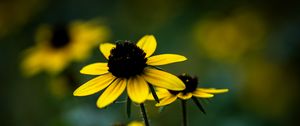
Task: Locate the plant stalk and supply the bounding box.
[140,103,150,126]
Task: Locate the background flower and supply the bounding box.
[21,19,110,76]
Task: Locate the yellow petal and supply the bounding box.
[147,87,170,100]
[177,92,193,100]
[128,121,145,126]
[142,68,185,90]
[155,95,177,107]
[80,63,109,75]
[136,35,157,57]
[192,89,214,98]
[198,88,229,94]
[97,78,126,108]
[147,54,187,66]
[99,43,115,59]
[127,76,149,103]
[44,50,69,74]
[73,73,115,96]
[21,48,44,76]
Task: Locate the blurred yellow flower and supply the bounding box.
[21,19,109,76]
[127,121,144,126]
[113,121,144,126]
[149,73,228,107]
[193,9,266,63]
[73,35,187,108]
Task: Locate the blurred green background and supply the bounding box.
[1,0,300,126]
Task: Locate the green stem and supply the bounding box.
[181,100,187,126]
[126,97,131,118]
[192,97,206,114]
[149,84,160,103]
[140,103,150,126]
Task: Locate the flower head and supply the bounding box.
[113,121,144,126]
[127,121,144,126]
[21,19,109,76]
[73,35,187,108]
[152,73,229,107]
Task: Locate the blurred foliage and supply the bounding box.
[0,0,46,37]
[240,58,294,118]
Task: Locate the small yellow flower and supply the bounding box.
[112,121,144,126]
[127,121,144,126]
[151,73,228,107]
[21,19,109,76]
[73,35,187,108]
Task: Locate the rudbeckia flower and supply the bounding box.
[73,35,187,108]
[150,73,228,126]
[151,73,228,108]
[21,19,109,76]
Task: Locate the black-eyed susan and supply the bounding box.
[21,19,109,76]
[74,35,186,108]
[73,35,186,126]
[150,73,228,126]
[154,73,228,106]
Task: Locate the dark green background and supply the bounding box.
[1,0,300,126]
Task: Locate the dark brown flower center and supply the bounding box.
[108,41,147,78]
[50,24,71,48]
[169,73,198,95]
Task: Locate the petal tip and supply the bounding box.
[129,97,147,104]
[73,89,89,96]
[96,102,106,109]
[155,103,162,107]
[207,94,214,97]
[96,98,110,109]
[73,90,82,96]
[79,69,85,74]
[204,94,214,98]
[218,89,229,93]
[73,92,77,96]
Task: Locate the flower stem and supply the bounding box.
[149,84,160,103]
[126,97,131,118]
[181,100,187,126]
[192,97,206,114]
[140,103,150,126]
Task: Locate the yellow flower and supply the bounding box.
[112,121,144,126]
[152,73,228,107]
[193,9,265,63]
[21,19,109,76]
[73,35,187,108]
[127,121,144,126]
